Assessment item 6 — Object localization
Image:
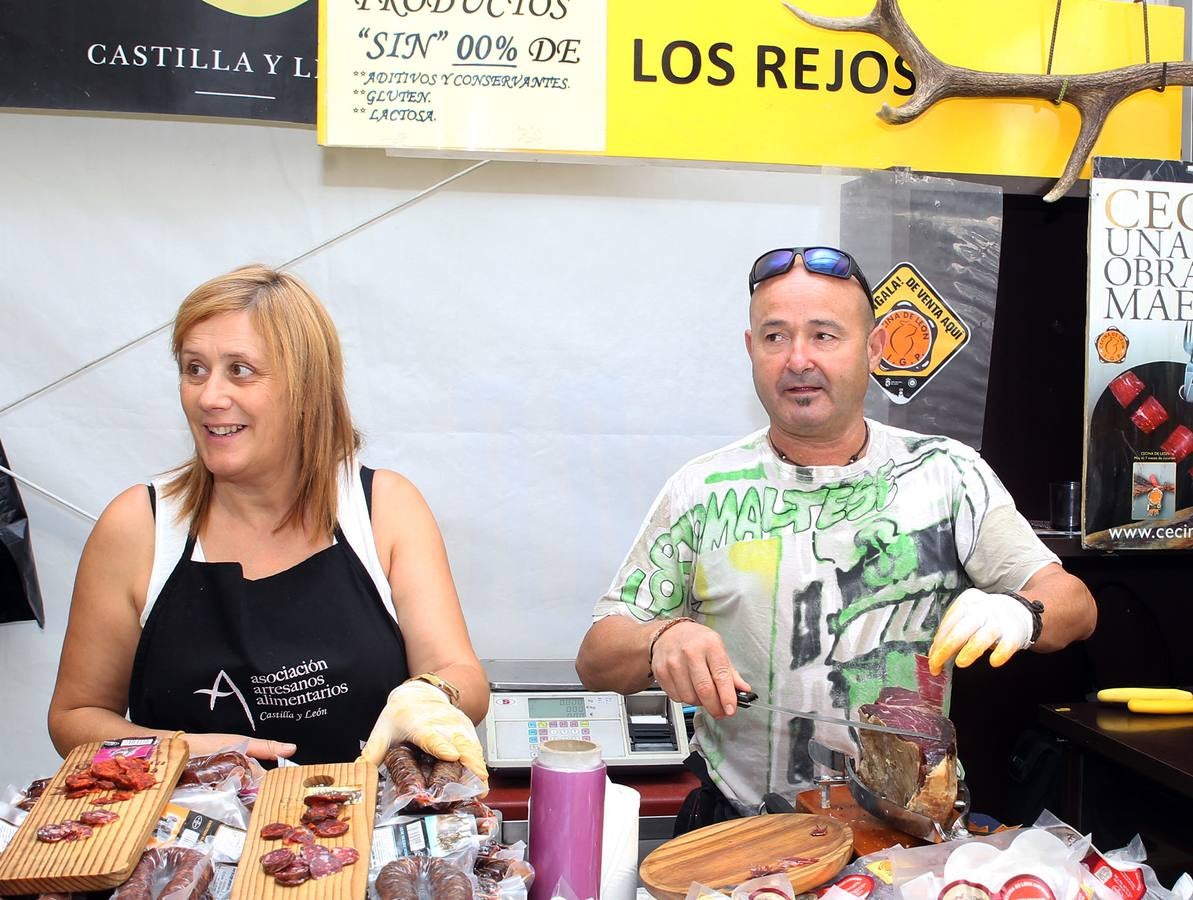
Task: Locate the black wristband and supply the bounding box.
[1005,590,1045,645]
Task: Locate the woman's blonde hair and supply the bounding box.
[162,264,361,537]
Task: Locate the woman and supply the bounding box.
[48,265,488,777]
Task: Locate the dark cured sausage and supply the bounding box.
[383,744,428,798]
[35,825,70,843]
[79,809,119,826]
[261,848,297,875]
[260,821,291,840]
[300,802,340,824]
[426,758,467,807]
[376,858,421,900]
[111,849,160,899]
[179,750,253,787]
[159,848,213,900]
[275,861,311,886]
[426,858,474,900]
[18,777,49,811]
[376,858,473,900]
[309,818,349,838]
[283,826,316,845]
[112,847,211,900]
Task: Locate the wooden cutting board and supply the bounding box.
[0,737,188,895]
[232,761,377,900]
[640,813,853,899]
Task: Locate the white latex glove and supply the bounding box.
[358,680,489,784]
[927,587,1035,676]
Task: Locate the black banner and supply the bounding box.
[0,0,317,124]
[0,440,44,627]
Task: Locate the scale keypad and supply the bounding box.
[526,719,592,748]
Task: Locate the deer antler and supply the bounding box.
[783,0,1191,201]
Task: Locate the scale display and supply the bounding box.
[527,696,588,719]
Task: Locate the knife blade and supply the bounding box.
[735,690,941,741]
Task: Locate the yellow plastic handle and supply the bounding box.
[1097,687,1193,704]
[1127,698,1193,715]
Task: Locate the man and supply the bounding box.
[576,246,1096,832]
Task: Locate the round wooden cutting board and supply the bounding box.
[640,813,853,900]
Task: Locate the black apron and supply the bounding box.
[129,471,409,764]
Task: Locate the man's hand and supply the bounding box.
[358,681,488,785]
[649,620,751,718]
[928,587,1035,675]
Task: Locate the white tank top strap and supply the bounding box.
[142,480,191,627]
[338,461,398,623]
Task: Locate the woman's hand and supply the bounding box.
[178,732,297,761]
[358,681,488,783]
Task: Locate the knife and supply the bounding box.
[735,690,941,741]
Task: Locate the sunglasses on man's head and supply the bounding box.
[748,247,875,307]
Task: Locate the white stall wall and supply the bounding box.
[0,111,845,786]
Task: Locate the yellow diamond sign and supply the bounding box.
[870,262,970,405]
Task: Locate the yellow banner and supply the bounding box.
[319,0,1183,180]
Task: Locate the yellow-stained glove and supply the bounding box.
[927,587,1035,676]
[358,680,489,785]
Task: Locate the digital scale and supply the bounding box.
[480,659,690,769]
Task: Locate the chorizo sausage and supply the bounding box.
[158,847,213,900]
[383,744,428,799]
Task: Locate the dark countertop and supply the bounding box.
[1039,702,1193,800]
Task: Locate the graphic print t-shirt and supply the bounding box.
[592,420,1057,810]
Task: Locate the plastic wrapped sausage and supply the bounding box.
[376,857,474,900]
[383,744,428,798]
[380,742,486,817]
[110,847,213,900]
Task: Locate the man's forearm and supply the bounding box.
[576,616,656,695]
[1020,564,1097,652]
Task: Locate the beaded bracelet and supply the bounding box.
[647,616,694,680]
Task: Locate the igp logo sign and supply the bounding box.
[200,0,310,15]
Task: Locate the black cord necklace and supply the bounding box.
[769,422,870,467]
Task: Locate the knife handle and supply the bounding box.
[760,792,795,814]
[737,690,758,707]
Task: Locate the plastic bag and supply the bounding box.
[371,812,481,873]
[0,439,44,626]
[13,776,50,812]
[683,885,731,900]
[896,827,1092,900]
[147,801,247,865]
[815,849,902,900]
[730,873,795,898]
[455,798,501,841]
[179,744,265,811]
[110,846,215,900]
[475,840,534,899]
[379,743,487,820]
[0,791,27,854]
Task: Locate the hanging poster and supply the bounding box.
[319,0,1184,182]
[0,0,317,124]
[1083,157,1193,550]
